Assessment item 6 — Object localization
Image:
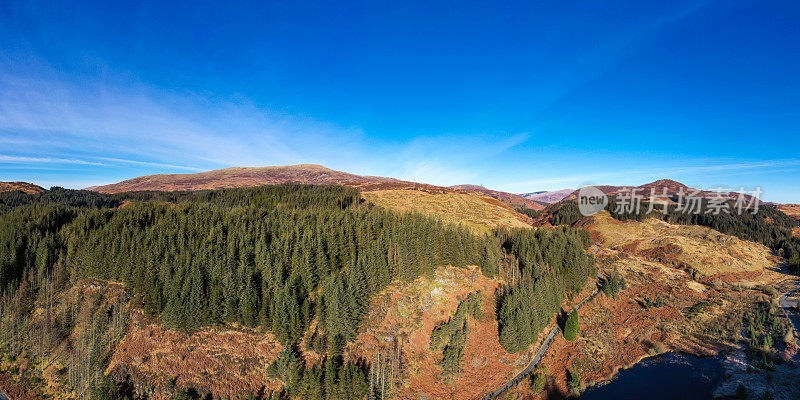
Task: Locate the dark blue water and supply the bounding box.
[581,352,725,400]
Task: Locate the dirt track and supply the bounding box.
[479,276,603,400]
[779,284,800,344]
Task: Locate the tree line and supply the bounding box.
[542,196,800,273]
[0,184,601,398]
[0,185,493,398]
[494,227,595,353]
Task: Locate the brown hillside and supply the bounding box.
[778,204,800,222]
[450,184,545,210]
[0,181,45,194]
[584,212,776,276]
[352,266,532,400]
[89,166,537,232]
[363,189,531,235]
[107,319,284,399]
[563,179,756,202]
[89,164,398,193]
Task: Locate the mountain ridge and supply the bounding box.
[88,164,398,193]
[0,181,45,194]
[521,189,574,203]
[449,184,544,210]
[562,178,756,202]
[88,164,546,211]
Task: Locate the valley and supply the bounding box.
[0,172,798,400]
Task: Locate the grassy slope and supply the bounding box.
[363,189,531,235]
[779,204,800,222]
[585,212,776,276]
[532,212,789,398]
[0,181,45,194]
[352,266,527,400]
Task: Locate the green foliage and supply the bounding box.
[529,365,548,393]
[293,356,368,400]
[439,320,468,374]
[515,206,541,219]
[496,227,595,352]
[743,301,784,366]
[606,197,653,222]
[429,291,482,375]
[548,201,583,226]
[639,296,663,309]
[89,376,134,400]
[602,269,626,299]
[267,343,304,387]
[0,184,604,398]
[686,301,712,317]
[0,184,489,343]
[567,369,581,397]
[173,388,201,400]
[563,310,579,341]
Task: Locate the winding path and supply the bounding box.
[479,278,603,400]
[778,283,800,344]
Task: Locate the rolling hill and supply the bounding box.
[0,181,45,194]
[363,189,531,235]
[779,204,800,222]
[88,164,397,193]
[521,189,574,203]
[562,179,756,202]
[449,184,544,210]
[89,164,545,213]
[3,176,798,400]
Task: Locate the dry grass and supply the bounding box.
[363,189,530,235]
[0,181,45,194]
[107,318,283,399]
[539,250,771,397]
[352,266,527,400]
[778,204,800,222]
[586,212,776,276]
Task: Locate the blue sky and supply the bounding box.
[1,0,799,202]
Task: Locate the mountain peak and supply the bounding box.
[450,184,488,191]
[89,164,396,193]
[640,179,689,188]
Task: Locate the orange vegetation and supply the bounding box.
[352,266,532,400]
[107,317,284,399]
[0,181,45,194]
[778,204,800,222]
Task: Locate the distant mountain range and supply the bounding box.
[449,184,544,210]
[83,164,544,211]
[5,166,762,210]
[520,189,574,204]
[560,179,756,202]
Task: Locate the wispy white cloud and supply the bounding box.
[0,65,374,178]
[0,155,104,166]
[95,157,204,172]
